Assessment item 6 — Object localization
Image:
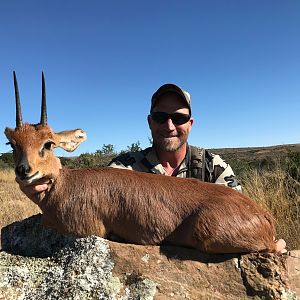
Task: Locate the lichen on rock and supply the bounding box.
[0,215,157,300]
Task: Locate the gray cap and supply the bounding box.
[150,83,191,115]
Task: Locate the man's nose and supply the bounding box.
[165,118,176,130]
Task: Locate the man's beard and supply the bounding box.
[153,133,188,152]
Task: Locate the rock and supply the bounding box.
[0,214,299,300]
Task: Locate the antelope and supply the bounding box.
[5,72,286,254]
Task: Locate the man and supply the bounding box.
[109,83,241,191]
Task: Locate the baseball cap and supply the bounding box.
[150,83,191,115]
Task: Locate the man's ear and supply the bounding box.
[189,117,194,126]
[53,129,87,152]
[147,115,152,129]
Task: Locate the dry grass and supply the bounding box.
[241,165,300,250]
[0,169,41,230]
[0,166,299,250]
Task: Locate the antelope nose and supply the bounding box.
[16,164,32,179]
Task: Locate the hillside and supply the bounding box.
[210,143,300,158]
[209,143,300,174]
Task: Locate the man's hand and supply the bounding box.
[16,177,50,203]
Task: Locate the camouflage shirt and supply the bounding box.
[108,145,242,191]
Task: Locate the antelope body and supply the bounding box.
[5,73,279,254]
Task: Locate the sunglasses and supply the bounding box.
[150,112,191,125]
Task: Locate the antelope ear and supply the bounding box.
[54,129,87,152]
[4,127,14,140]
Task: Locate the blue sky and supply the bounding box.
[1,1,299,156]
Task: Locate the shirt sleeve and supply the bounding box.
[107,153,134,170]
[211,154,242,191]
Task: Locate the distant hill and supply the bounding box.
[210,143,300,159]
[209,143,300,174]
[210,143,300,155]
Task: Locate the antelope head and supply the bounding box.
[5,72,87,185]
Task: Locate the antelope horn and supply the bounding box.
[40,72,47,125]
[13,71,23,128]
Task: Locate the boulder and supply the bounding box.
[0,214,299,300]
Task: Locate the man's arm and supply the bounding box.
[108,152,135,170]
[209,153,242,191]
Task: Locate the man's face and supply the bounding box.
[148,92,194,152]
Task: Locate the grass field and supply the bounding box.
[0,166,299,250]
[0,169,41,230]
[240,165,300,250]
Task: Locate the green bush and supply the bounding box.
[0,152,14,168]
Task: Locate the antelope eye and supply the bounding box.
[43,141,54,150]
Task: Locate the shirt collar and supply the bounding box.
[145,146,188,175]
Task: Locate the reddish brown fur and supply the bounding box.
[5,124,278,254]
[5,124,61,179]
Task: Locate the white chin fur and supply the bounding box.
[20,172,42,185]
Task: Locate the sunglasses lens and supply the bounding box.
[172,113,190,125]
[151,112,190,125]
[151,112,168,124]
